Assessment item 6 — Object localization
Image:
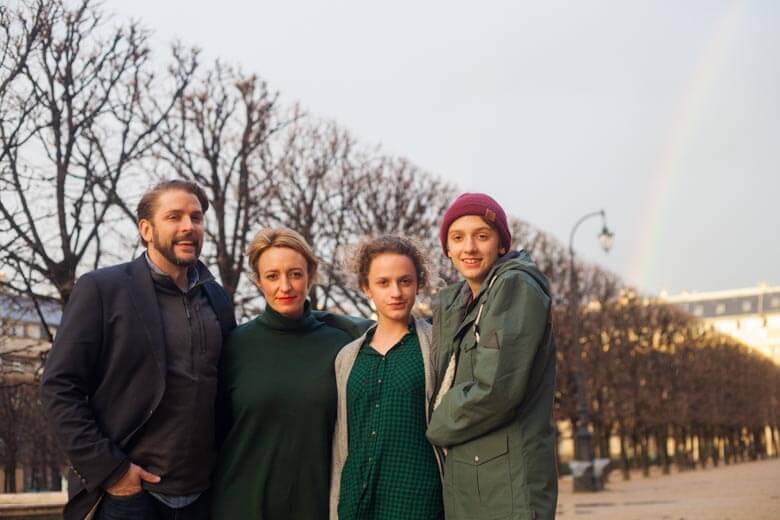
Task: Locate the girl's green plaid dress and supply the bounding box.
[338,326,443,520]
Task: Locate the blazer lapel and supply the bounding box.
[126,255,167,381]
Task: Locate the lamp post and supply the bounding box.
[569,209,614,492]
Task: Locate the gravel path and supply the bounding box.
[557,458,780,519]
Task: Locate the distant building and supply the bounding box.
[0,292,61,384]
[0,291,62,493]
[662,284,780,364]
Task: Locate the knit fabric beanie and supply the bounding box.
[439,192,512,255]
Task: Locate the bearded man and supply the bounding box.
[41,180,236,520]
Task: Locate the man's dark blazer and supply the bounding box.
[40,255,236,520]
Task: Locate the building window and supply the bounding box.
[715,320,737,333]
[715,303,726,315]
[771,296,780,308]
[742,300,752,312]
[740,318,762,331]
[14,322,25,337]
[693,305,704,316]
[25,323,39,339]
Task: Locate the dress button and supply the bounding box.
[474,456,480,463]
[378,379,382,383]
[371,431,377,436]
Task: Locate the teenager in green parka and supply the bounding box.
[427,193,558,520]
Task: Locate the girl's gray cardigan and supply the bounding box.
[329,318,438,519]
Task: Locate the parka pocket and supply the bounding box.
[482,330,500,349]
[449,431,512,518]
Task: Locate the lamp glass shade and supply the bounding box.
[598,227,614,252]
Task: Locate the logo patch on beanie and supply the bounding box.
[484,208,496,223]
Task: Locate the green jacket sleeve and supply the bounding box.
[426,271,550,447]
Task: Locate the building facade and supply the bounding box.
[0,292,62,493]
[662,284,780,364]
[0,292,61,385]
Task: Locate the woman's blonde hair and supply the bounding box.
[247,227,319,286]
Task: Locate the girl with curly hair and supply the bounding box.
[330,235,443,520]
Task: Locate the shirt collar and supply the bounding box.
[144,251,202,293]
[362,320,416,350]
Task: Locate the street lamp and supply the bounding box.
[568,209,614,492]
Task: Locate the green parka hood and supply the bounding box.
[489,249,551,298]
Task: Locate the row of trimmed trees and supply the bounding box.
[0,383,63,492]
[1,0,777,491]
[555,292,779,478]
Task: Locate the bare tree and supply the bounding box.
[153,60,283,305]
[510,217,570,299]
[256,117,358,315]
[0,0,196,317]
[258,125,456,318]
[337,155,456,315]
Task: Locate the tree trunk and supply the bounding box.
[50,465,62,491]
[696,428,707,469]
[710,428,719,467]
[600,425,611,461]
[619,424,630,480]
[673,425,686,471]
[684,429,694,470]
[657,427,670,475]
[734,428,744,462]
[631,429,641,470]
[4,463,16,493]
[554,423,565,477]
[641,432,650,477]
[724,429,733,465]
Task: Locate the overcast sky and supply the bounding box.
[105,0,780,296]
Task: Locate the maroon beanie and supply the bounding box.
[439,192,512,255]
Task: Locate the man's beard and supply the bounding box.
[152,228,202,267]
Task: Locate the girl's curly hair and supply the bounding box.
[345,235,432,291]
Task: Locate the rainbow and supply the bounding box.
[630,0,746,293]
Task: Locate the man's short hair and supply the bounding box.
[136,179,209,245]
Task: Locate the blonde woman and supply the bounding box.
[211,228,371,520]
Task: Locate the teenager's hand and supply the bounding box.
[104,463,161,496]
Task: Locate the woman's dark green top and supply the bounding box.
[338,326,443,520]
[211,301,355,520]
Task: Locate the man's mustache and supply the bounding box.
[173,234,200,245]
